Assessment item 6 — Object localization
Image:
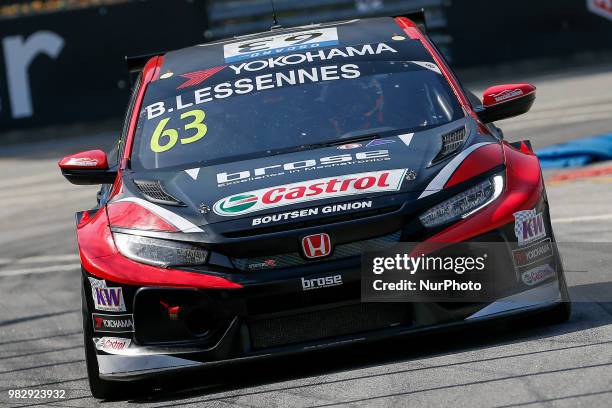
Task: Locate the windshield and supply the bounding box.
[132,55,463,170]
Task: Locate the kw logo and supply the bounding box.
[89,277,126,312]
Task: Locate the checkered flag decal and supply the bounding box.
[513,209,536,240]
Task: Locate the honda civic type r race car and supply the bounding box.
[58,14,571,398]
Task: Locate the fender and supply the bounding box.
[414,142,543,250]
[76,207,241,289]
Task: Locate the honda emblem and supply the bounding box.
[301,233,332,259]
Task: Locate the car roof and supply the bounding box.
[158,17,431,76]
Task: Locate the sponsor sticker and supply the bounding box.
[252,200,372,226]
[301,274,343,290]
[492,89,524,103]
[521,264,556,286]
[248,259,277,270]
[223,27,339,63]
[512,238,553,269]
[177,65,226,89]
[337,143,362,150]
[95,337,131,353]
[88,278,126,312]
[216,149,390,187]
[514,209,546,246]
[214,169,408,216]
[409,61,441,75]
[92,314,134,333]
[65,157,98,167]
[366,139,395,147]
[144,63,361,121]
[226,43,397,75]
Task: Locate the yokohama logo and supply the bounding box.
[92,314,134,333]
[213,169,408,216]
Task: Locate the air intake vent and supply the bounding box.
[133,180,184,206]
[431,127,466,165]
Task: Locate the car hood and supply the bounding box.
[122,118,498,229]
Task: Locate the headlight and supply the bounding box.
[113,232,209,268]
[419,174,504,228]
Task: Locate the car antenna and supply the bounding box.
[270,0,282,29]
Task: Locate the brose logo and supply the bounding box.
[301,274,343,291]
[217,150,390,186]
[213,169,408,216]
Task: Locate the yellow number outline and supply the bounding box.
[180,109,208,145]
[149,109,208,153]
[150,117,179,153]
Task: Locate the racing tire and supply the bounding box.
[81,276,145,400]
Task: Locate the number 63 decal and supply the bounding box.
[150,109,207,153]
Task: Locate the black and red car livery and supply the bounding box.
[59,14,570,399]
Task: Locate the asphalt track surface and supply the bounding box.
[1,63,611,407]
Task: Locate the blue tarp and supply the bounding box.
[536,134,612,169]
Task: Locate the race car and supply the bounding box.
[58,13,571,399]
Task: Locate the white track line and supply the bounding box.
[553,214,612,224]
[502,111,612,131]
[0,264,81,277]
[0,254,79,265]
[15,254,80,264]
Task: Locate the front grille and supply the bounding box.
[431,127,466,164]
[232,231,401,271]
[134,180,184,206]
[248,303,411,349]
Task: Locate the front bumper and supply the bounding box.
[94,279,563,380]
[87,212,566,380]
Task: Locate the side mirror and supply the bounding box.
[476,83,536,123]
[58,150,117,185]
